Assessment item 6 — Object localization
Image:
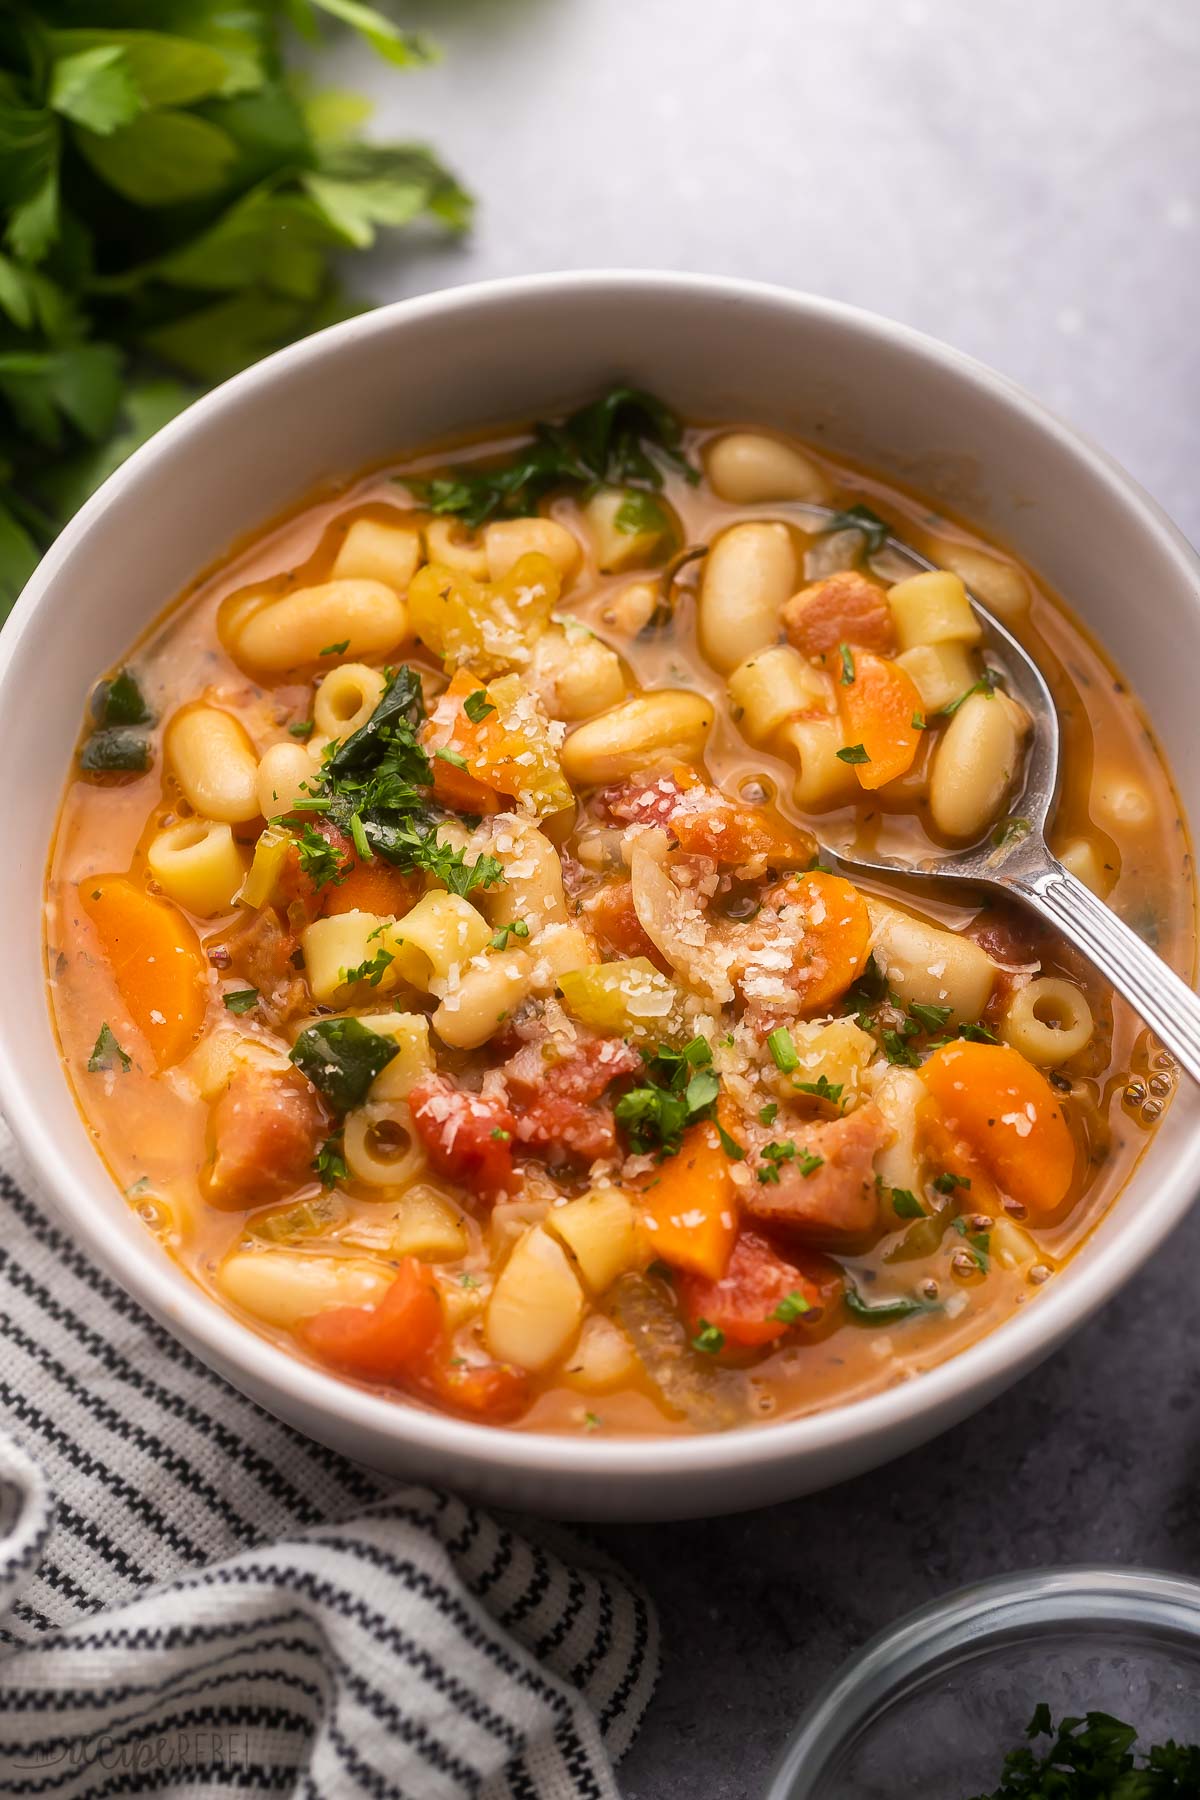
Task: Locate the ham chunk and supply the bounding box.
[504,1033,641,1165]
[223,908,309,1025]
[207,1066,327,1210]
[742,1102,891,1243]
[782,570,896,659]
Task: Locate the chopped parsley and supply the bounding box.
[838,642,855,686]
[889,1187,926,1219]
[836,742,870,765]
[797,1148,824,1177]
[434,746,469,769]
[289,1017,399,1112]
[793,1073,843,1104]
[408,387,697,529]
[882,1028,922,1068]
[952,1217,991,1270]
[319,639,350,657]
[844,1283,932,1325]
[908,1001,953,1033]
[957,1020,1000,1044]
[293,823,348,891]
[615,1040,726,1158]
[757,1140,795,1183]
[691,1320,725,1356]
[222,989,259,1015]
[758,1102,779,1126]
[933,1171,972,1195]
[289,720,315,740]
[771,1291,813,1325]
[766,1026,799,1072]
[463,689,495,724]
[338,948,394,989]
[491,919,531,950]
[912,710,927,730]
[87,1023,130,1073]
[615,490,671,537]
[313,1136,348,1189]
[939,669,1002,717]
[349,812,374,862]
[818,503,890,555]
[489,1127,512,1142]
[971,1704,1200,1798]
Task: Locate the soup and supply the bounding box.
[46,392,1192,1436]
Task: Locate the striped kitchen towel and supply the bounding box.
[0,1117,658,1798]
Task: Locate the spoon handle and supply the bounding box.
[1010,858,1200,1085]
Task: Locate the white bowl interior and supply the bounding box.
[3,275,1198,1517]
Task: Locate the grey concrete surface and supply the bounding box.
[327,3,1200,1791]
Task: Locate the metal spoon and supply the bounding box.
[801,514,1200,1085]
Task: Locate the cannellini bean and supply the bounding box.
[232,580,407,672]
[929,690,1027,840]
[1092,773,1154,830]
[530,627,626,721]
[432,949,535,1050]
[486,517,581,585]
[560,689,714,786]
[705,432,831,504]
[256,741,317,818]
[1057,835,1116,897]
[165,704,260,823]
[602,580,659,637]
[927,537,1030,624]
[869,898,997,1025]
[218,1251,392,1328]
[698,522,796,673]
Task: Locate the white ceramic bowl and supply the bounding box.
[2,274,1198,1520]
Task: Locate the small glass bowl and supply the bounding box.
[765,1567,1200,1799]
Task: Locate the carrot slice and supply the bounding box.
[920,1040,1076,1220]
[640,1118,740,1281]
[80,877,207,1068]
[771,870,871,1013]
[835,650,923,791]
[299,1258,443,1383]
[320,858,423,920]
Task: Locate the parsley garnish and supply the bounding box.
[313,1136,348,1189]
[222,989,259,1015]
[489,1127,511,1142]
[889,1187,926,1219]
[818,503,890,555]
[87,1023,130,1073]
[908,1001,952,1033]
[319,639,350,657]
[933,1171,971,1195]
[972,1705,1200,1798]
[992,815,1031,849]
[957,1020,1000,1044]
[912,710,927,730]
[844,1283,932,1324]
[290,1018,399,1112]
[952,1217,991,1271]
[771,1291,812,1324]
[408,387,697,529]
[615,491,670,537]
[757,1140,796,1184]
[766,1026,799,1072]
[338,948,394,988]
[758,1102,778,1126]
[838,642,855,685]
[939,669,1002,717]
[797,1148,824,1177]
[491,919,531,950]
[793,1073,843,1104]
[691,1320,725,1355]
[836,743,870,764]
[882,1029,921,1068]
[463,689,495,724]
[615,1041,725,1158]
[435,746,468,769]
[293,823,348,891]
[289,720,315,740]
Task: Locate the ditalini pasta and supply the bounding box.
[47,393,1193,1436]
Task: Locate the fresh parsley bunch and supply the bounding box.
[969,1705,1200,1799]
[0,1,472,620]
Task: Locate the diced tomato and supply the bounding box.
[207,1066,327,1210]
[504,1033,642,1164]
[597,770,690,830]
[426,1356,530,1421]
[677,1231,829,1346]
[409,1073,518,1197]
[782,570,896,658]
[584,880,666,968]
[299,1258,443,1383]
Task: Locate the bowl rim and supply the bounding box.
[3,268,1199,1485]
[763,1563,1200,1798]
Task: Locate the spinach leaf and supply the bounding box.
[289,1017,399,1111]
[79,727,150,773]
